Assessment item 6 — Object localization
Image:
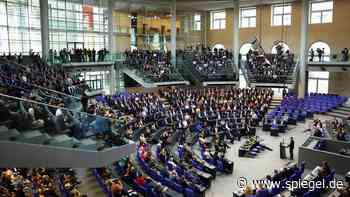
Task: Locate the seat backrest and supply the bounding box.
[185,188,195,197]
[256,189,269,197]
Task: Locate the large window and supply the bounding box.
[210,10,226,30]
[79,70,110,93]
[0,0,41,55]
[271,4,292,26]
[308,71,329,94]
[310,0,333,24]
[271,42,290,54]
[309,41,331,62]
[48,0,108,51]
[212,43,225,51]
[240,7,256,28]
[239,43,253,61]
[239,69,247,89]
[194,14,201,31]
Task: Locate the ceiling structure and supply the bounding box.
[112,0,298,13]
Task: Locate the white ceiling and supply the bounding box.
[112,0,298,12]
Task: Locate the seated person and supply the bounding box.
[134,173,146,187]
[272,169,282,181]
[109,178,126,197]
[318,161,331,178]
[337,129,347,141]
[243,185,254,196]
[337,184,350,197]
[313,128,323,137]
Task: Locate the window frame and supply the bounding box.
[48,0,108,51]
[240,7,256,28]
[309,0,333,24]
[308,41,331,62]
[308,71,329,94]
[271,4,292,26]
[194,14,201,31]
[210,10,226,30]
[0,0,42,55]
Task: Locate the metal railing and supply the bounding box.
[122,61,186,83]
[47,52,125,65]
[0,93,125,140]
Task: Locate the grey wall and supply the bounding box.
[0,141,136,167]
[299,137,350,175]
[329,72,350,97]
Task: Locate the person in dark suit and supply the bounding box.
[81,91,89,112]
[288,137,295,160]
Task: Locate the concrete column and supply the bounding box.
[298,0,309,98]
[110,64,116,94]
[115,62,121,93]
[233,0,240,81]
[170,0,177,65]
[202,11,208,48]
[40,0,49,60]
[181,15,188,48]
[107,0,117,53]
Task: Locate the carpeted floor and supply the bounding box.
[74,114,341,197]
[205,114,335,197]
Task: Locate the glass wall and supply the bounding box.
[48,0,108,51]
[308,71,329,94]
[78,70,111,94]
[0,0,41,55]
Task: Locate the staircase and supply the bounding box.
[0,125,136,167]
[243,60,298,89]
[75,168,105,197]
[160,97,171,110]
[268,97,283,112]
[122,67,156,88]
[326,106,350,119]
[0,126,101,150]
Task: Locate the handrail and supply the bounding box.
[0,93,117,122]
[47,52,126,64]
[239,60,251,87]
[0,58,28,70]
[123,62,185,82]
[0,72,81,100]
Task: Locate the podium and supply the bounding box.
[271,127,279,136]
[280,142,287,159]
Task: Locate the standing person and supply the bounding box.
[321,48,325,61]
[309,48,315,62]
[317,48,322,62]
[81,91,89,112]
[282,88,287,98]
[288,137,295,160]
[344,48,349,62]
[92,48,96,62]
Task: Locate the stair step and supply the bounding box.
[0,125,9,133]
[331,109,350,115]
[49,134,77,148]
[19,131,52,144]
[325,112,349,119]
[337,107,350,112]
[78,138,99,150]
[74,168,105,197]
[0,128,21,141]
[271,101,281,105]
[20,130,42,139]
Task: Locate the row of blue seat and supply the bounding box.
[246,162,305,197]
[137,146,202,197]
[301,170,336,197]
[268,93,347,127]
[92,169,114,197]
